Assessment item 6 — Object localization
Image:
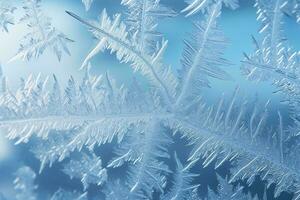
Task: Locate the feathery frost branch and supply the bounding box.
[121,0,176,55]
[0,1,16,32]
[1,0,300,199]
[175,2,231,109]
[161,153,200,200]
[66,10,178,107]
[10,0,73,62]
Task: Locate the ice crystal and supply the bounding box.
[0,0,300,199]
[241,1,300,199]
[182,0,239,16]
[10,0,73,62]
[0,1,15,32]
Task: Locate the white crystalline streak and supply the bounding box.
[81,0,94,11]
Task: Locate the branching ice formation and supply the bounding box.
[161,153,199,200]
[242,1,300,198]
[0,1,16,32]
[0,0,299,199]
[81,0,94,11]
[10,0,73,62]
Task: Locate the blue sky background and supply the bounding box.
[0,0,300,198]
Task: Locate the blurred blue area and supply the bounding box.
[0,0,299,198]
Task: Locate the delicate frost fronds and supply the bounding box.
[255,0,286,66]
[161,153,199,200]
[102,121,172,200]
[80,0,176,67]
[66,10,178,107]
[182,0,239,16]
[0,1,16,32]
[241,1,300,176]
[242,0,295,83]
[14,167,37,200]
[63,152,107,190]
[294,0,300,23]
[0,71,166,172]
[175,3,230,109]
[30,129,82,173]
[10,0,73,62]
[81,0,94,11]
[2,0,300,199]
[121,0,176,55]
[167,89,300,199]
[285,0,300,23]
[109,120,172,199]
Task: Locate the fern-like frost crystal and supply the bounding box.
[176,2,230,109]
[66,9,178,108]
[161,153,199,200]
[1,0,300,199]
[0,1,15,32]
[10,0,73,62]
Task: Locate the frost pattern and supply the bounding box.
[0,1,15,32]
[161,153,199,200]
[10,0,73,62]
[182,0,239,16]
[287,0,300,23]
[81,0,93,11]
[176,2,230,108]
[242,0,300,181]
[121,0,176,55]
[295,1,300,23]
[0,0,300,199]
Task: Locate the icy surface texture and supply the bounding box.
[0,0,299,199]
